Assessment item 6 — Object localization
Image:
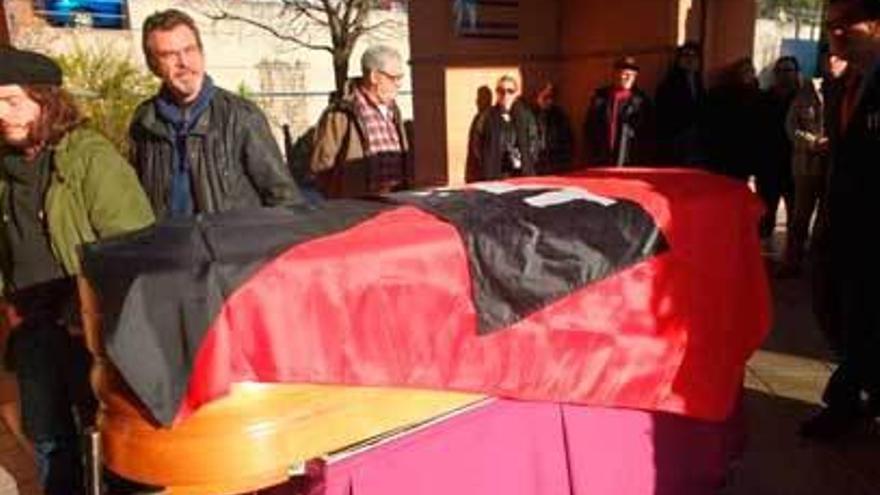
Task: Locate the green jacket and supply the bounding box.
[0,127,155,295]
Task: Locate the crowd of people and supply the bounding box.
[463,44,845,277]
[0,0,879,492]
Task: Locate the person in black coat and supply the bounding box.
[655,42,706,165]
[801,0,880,441]
[467,75,538,182]
[756,56,801,239]
[583,56,654,166]
[530,81,574,174]
[704,57,763,181]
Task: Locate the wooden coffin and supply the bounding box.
[78,278,482,494]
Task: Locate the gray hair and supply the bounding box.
[361,45,402,77]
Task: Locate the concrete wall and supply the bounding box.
[703,0,757,86]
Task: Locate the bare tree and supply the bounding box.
[193,0,403,94]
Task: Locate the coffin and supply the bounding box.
[80,278,482,494]
[79,170,770,494]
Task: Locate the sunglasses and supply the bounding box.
[496,87,516,95]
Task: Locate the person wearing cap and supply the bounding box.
[583,56,654,166]
[0,47,154,493]
[130,9,303,217]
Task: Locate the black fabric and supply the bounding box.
[0,150,64,291]
[83,185,667,423]
[0,47,62,86]
[386,185,668,333]
[81,202,393,425]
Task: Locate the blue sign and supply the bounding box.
[41,0,127,29]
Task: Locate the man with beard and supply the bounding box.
[801,0,880,440]
[0,47,154,493]
[130,9,303,218]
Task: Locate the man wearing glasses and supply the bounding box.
[311,45,411,197]
[129,9,303,218]
[466,75,538,182]
[801,0,880,440]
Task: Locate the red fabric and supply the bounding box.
[178,169,770,424]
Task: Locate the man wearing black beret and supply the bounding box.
[583,55,654,166]
[0,47,154,494]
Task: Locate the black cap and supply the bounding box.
[0,47,63,86]
[613,55,640,72]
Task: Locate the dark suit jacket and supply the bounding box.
[583,86,653,166]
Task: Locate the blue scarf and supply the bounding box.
[154,76,216,217]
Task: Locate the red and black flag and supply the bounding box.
[82,170,770,427]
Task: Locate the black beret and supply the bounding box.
[0,47,63,86]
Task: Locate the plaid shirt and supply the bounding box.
[353,88,406,192]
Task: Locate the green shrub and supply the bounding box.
[55,43,158,155]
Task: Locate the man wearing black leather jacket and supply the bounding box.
[129,9,303,218]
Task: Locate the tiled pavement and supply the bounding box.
[0,237,878,495]
[723,234,880,495]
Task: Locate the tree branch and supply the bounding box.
[205,10,333,53]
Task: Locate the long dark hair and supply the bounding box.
[22,85,85,148]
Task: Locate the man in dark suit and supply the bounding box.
[801,0,880,440]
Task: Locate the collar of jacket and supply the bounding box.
[0,126,93,184]
[137,78,218,140]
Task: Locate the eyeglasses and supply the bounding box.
[154,44,200,64]
[496,87,517,95]
[379,70,405,82]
